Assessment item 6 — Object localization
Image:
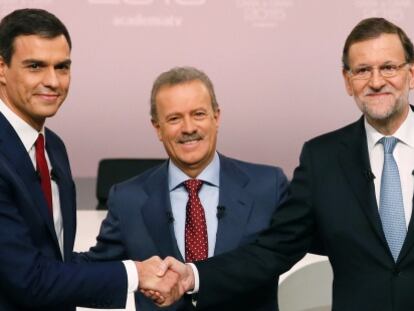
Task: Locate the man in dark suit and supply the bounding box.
[147,18,414,311]
[81,66,289,310]
[0,8,176,311]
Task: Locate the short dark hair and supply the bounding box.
[0,8,71,65]
[342,17,414,70]
[150,66,219,121]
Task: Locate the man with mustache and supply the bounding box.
[80,66,289,310]
[145,18,414,311]
[0,8,178,311]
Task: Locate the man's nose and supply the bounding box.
[42,68,59,89]
[182,116,196,134]
[368,68,387,90]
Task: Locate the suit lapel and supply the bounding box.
[214,155,254,255]
[0,114,60,250]
[396,105,414,262]
[338,118,389,250]
[397,196,414,262]
[45,129,74,260]
[141,162,183,260]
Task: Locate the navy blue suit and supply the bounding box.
[195,115,414,311]
[82,154,288,311]
[0,114,128,311]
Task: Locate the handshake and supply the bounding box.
[135,256,196,307]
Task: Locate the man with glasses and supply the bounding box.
[143,18,414,311]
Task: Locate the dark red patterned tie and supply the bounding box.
[184,179,208,262]
[35,134,53,216]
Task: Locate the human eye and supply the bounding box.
[26,62,42,71]
[56,64,70,71]
[380,64,398,76]
[194,110,207,119]
[353,66,371,76]
[55,61,71,72]
[167,115,180,124]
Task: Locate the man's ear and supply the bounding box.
[408,63,414,89]
[214,108,221,130]
[0,56,8,85]
[342,69,354,96]
[151,118,163,141]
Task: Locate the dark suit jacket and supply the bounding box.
[82,154,288,311]
[0,113,127,311]
[195,116,414,311]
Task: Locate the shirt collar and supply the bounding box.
[168,152,220,191]
[0,99,44,152]
[365,107,414,150]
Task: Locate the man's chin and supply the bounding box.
[34,102,62,117]
[362,103,397,121]
[179,159,204,169]
[177,154,211,168]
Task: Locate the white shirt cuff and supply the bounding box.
[123,260,139,292]
[186,263,199,293]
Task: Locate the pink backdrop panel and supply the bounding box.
[1,0,413,177]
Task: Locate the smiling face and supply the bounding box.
[152,80,220,178]
[343,33,414,134]
[0,34,71,131]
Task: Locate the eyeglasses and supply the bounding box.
[348,62,409,80]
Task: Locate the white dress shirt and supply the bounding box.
[365,108,414,228]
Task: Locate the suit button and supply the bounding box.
[393,268,400,276]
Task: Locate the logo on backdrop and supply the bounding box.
[235,0,294,28]
[89,0,205,4]
[88,0,207,27]
[354,0,412,21]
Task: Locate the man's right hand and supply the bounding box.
[139,256,195,307]
[135,256,180,305]
[163,256,195,294]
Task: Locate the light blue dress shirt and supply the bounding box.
[168,152,220,259]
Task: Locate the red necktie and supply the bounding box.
[184,179,208,262]
[35,134,53,216]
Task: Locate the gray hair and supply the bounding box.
[150,66,219,121]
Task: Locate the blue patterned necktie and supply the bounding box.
[379,136,406,262]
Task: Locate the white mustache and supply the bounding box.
[364,87,393,96]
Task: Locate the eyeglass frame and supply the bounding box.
[347,62,410,80]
